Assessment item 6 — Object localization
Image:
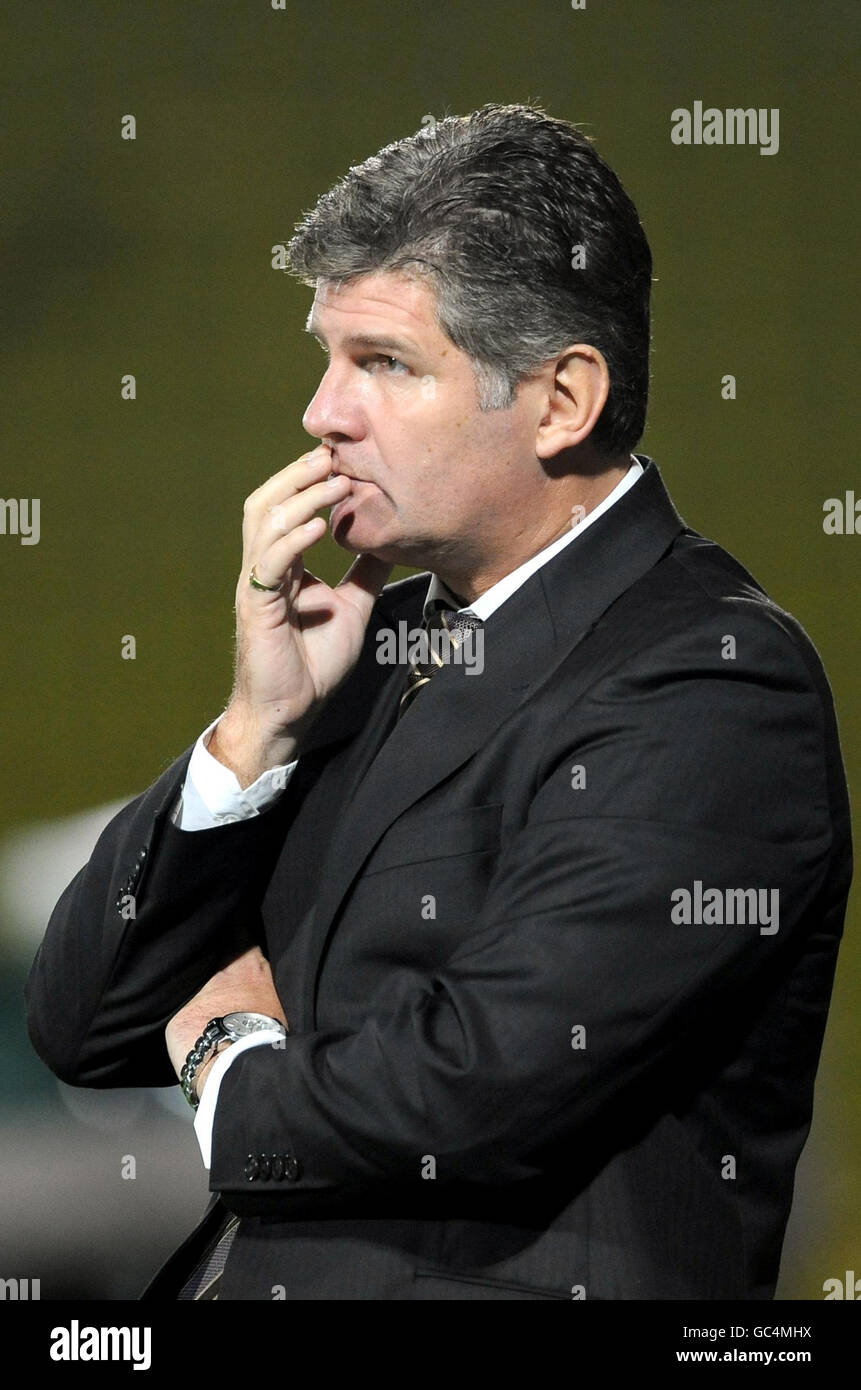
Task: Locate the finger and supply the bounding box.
[242,444,333,535]
[246,518,333,595]
[334,553,394,624]
[247,474,353,559]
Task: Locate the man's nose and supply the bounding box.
[302,367,364,442]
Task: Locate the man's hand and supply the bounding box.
[166,946,288,1100]
[211,442,393,787]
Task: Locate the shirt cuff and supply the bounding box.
[193,1031,287,1169]
[172,716,298,830]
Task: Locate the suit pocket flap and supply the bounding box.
[363,803,503,875]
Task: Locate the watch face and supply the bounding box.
[222,1011,280,1038]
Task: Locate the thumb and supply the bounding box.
[335,553,393,623]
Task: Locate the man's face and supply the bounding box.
[301,270,548,573]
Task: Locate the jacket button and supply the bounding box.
[244,1155,259,1182]
[270,1154,284,1181]
[284,1155,301,1182]
[258,1154,271,1180]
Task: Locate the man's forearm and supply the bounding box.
[26,746,295,1088]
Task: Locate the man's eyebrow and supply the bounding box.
[304,320,422,357]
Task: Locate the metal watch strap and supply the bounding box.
[180,1019,229,1111]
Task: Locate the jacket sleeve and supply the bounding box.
[24,744,295,1087]
[205,606,845,1210]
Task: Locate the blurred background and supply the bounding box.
[0,0,857,1298]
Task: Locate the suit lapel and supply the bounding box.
[304,457,686,1023]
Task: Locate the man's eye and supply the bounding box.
[364,355,408,374]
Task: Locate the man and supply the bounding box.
[26,104,851,1300]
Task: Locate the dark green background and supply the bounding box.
[1,0,857,1299]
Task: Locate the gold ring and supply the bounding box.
[249,565,282,593]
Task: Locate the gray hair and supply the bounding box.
[287,103,652,454]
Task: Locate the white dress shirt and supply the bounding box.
[183,458,644,1165]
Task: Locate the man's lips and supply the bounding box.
[329,475,377,514]
[327,450,375,484]
[330,470,376,486]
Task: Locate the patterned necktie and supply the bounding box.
[177,1213,240,1300]
[398,604,483,719]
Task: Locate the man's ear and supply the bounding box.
[534,344,611,459]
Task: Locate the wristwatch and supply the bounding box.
[180,1011,289,1110]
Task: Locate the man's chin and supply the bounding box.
[334,536,407,565]
[330,522,401,563]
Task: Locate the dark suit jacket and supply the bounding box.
[25,456,852,1300]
